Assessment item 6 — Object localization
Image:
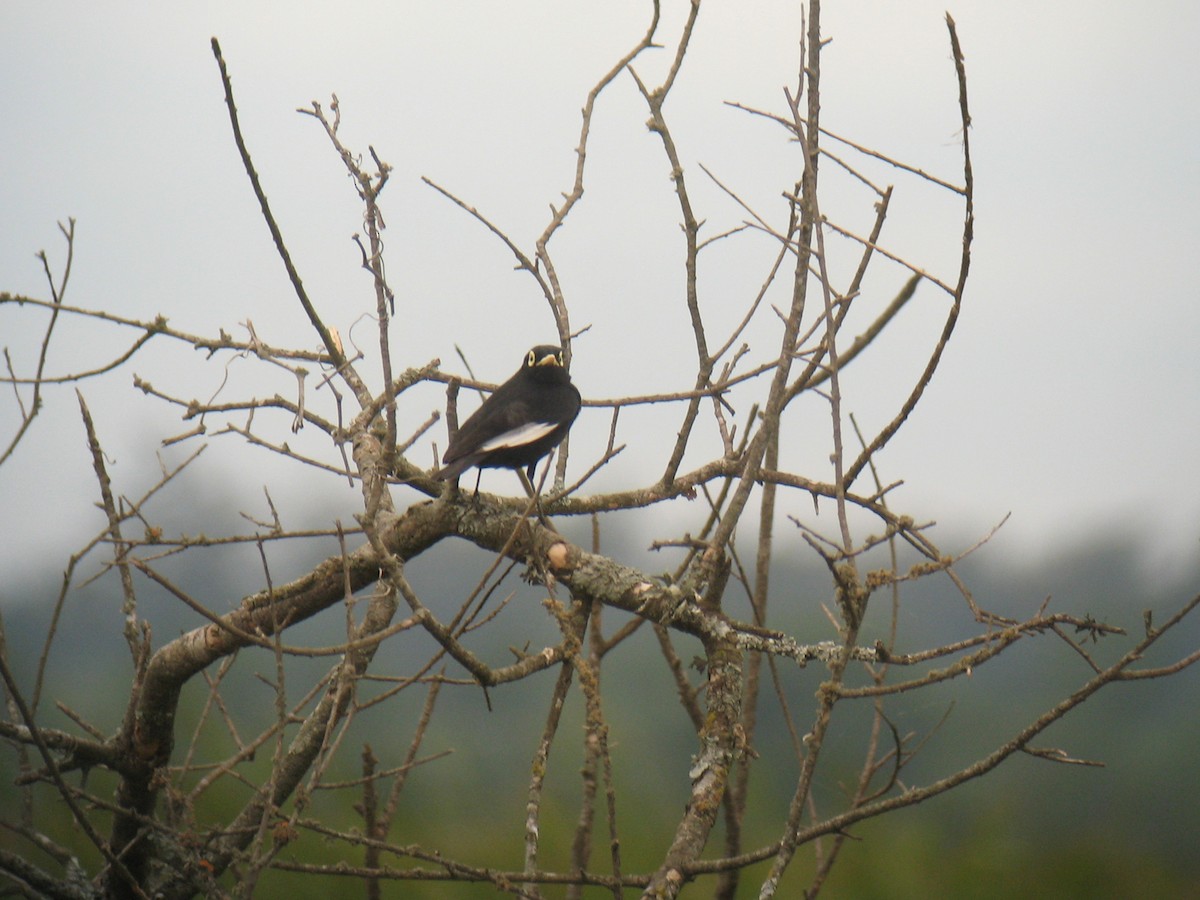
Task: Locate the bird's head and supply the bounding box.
[526,345,566,369]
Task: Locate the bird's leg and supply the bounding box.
[516,468,538,503]
[518,461,557,532]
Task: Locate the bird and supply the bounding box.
[434,344,581,490]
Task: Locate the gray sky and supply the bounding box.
[2,2,1198,588]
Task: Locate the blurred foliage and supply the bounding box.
[3,527,1197,897]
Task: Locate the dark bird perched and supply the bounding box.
[434,345,581,489]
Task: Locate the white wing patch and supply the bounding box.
[479,421,558,452]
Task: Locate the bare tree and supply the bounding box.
[2,2,1197,898]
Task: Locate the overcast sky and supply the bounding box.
[2,2,1198,591]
